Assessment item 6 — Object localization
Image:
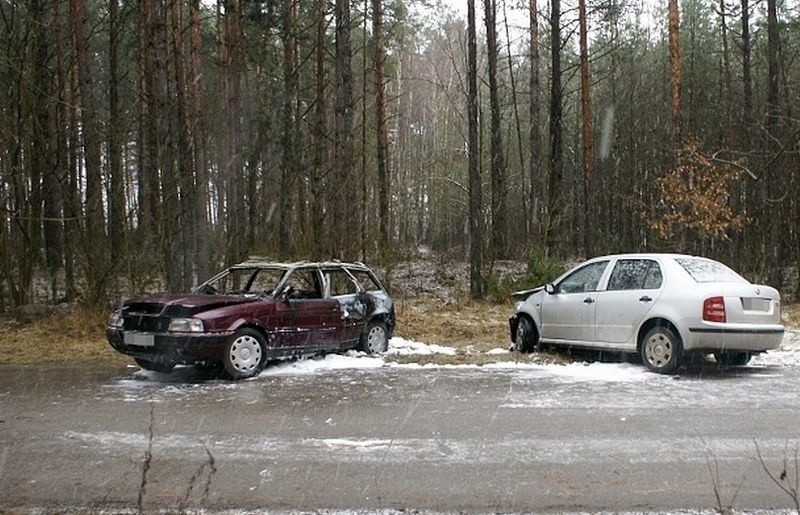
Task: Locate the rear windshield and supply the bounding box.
[675,258,746,283]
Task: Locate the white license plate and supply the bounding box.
[124,332,155,347]
[742,298,770,311]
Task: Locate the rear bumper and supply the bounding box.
[684,324,784,352]
[106,328,233,364]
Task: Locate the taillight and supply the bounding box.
[703,296,726,323]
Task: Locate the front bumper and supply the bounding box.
[106,328,233,364]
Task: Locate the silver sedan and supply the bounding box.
[509,254,784,373]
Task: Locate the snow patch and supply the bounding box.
[486,347,510,355]
[385,336,457,356]
[752,329,800,367]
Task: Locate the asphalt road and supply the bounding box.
[1,359,800,513]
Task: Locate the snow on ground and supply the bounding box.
[752,329,800,367]
[117,329,800,384]
[257,328,800,380]
[383,336,457,356]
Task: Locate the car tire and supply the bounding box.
[640,326,683,374]
[134,358,175,374]
[714,351,751,367]
[359,320,389,354]
[223,328,267,380]
[513,316,538,353]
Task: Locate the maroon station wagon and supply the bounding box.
[107,261,396,379]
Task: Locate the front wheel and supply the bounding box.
[640,326,683,374]
[223,328,267,380]
[359,320,389,354]
[513,316,538,353]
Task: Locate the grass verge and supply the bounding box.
[0,309,125,365]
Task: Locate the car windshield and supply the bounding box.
[197,267,287,295]
[675,258,747,283]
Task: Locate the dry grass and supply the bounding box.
[0,309,125,365]
[782,303,800,328]
[394,295,512,352]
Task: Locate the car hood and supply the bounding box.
[511,285,545,301]
[122,294,262,317]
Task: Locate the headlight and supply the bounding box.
[168,318,205,332]
[109,312,123,328]
[515,301,524,312]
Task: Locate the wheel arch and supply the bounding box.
[636,317,683,352]
[230,321,271,345]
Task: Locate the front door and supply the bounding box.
[540,260,609,343]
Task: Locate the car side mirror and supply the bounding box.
[545,283,556,295]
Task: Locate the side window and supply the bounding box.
[211,268,256,294]
[557,261,609,294]
[607,259,663,291]
[282,269,323,299]
[248,268,285,295]
[349,269,382,292]
[326,269,360,297]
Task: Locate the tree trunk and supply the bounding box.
[718,0,734,148]
[467,0,483,298]
[70,0,108,303]
[311,0,328,259]
[190,0,211,282]
[578,0,594,257]
[484,0,507,260]
[334,0,355,258]
[223,0,244,265]
[668,0,682,147]
[764,0,781,288]
[528,0,541,244]
[108,0,124,264]
[373,0,391,263]
[279,0,298,257]
[740,0,752,141]
[546,0,563,255]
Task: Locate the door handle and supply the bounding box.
[583,297,595,304]
[639,296,652,302]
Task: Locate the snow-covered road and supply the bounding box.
[1,331,800,513]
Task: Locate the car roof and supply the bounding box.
[229,260,373,272]
[587,253,710,262]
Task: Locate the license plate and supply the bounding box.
[124,332,155,347]
[742,298,770,311]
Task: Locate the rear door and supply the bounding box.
[323,267,367,348]
[595,258,664,346]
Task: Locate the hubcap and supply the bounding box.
[644,332,673,368]
[229,335,263,373]
[367,325,387,353]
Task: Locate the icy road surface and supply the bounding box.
[0,332,799,513]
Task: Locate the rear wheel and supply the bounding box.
[134,358,175,374]
[359,320,389,354]
[513,316,538,353]
[640,326,683,374]
[714,351,751,367]
[223,328,267,380]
